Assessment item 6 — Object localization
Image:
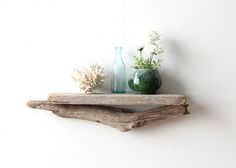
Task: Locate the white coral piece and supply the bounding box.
[72,63,106,94]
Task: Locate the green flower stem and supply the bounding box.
[150,53,153,64]
[140,51,142,59]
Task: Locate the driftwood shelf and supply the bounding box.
[27,93,189,132]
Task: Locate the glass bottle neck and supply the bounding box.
[115,47,123,61]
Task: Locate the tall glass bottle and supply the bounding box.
[111,47,126,93]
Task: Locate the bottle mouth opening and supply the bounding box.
[133,68,157,70]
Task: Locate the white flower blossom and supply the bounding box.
[148,30,163,55]
[149,31,161,42]
[149,44,163,55]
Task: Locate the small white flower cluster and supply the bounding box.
[148,30,163,55]
[72,63,106,93]
[133,30,163,69]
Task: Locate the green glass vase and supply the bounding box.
[128,69,162,94]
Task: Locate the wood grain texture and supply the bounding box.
[48,93,186,106]
[27,100,188,132]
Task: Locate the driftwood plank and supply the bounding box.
[48,93,186,106]
[27,100,188,132]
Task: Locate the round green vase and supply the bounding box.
[128,69,162,94]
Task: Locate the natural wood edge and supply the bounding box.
[48,93,187,106]
[27,100,189,132]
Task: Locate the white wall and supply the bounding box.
[1,0,236,167]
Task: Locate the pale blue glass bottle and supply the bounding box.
[111,47,126,93]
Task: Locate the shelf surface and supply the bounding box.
[48,93,186,105]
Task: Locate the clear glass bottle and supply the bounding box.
[111,47,126,93]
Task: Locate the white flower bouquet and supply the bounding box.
[132,30,163,69]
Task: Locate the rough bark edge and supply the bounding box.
[27,100,189,132]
